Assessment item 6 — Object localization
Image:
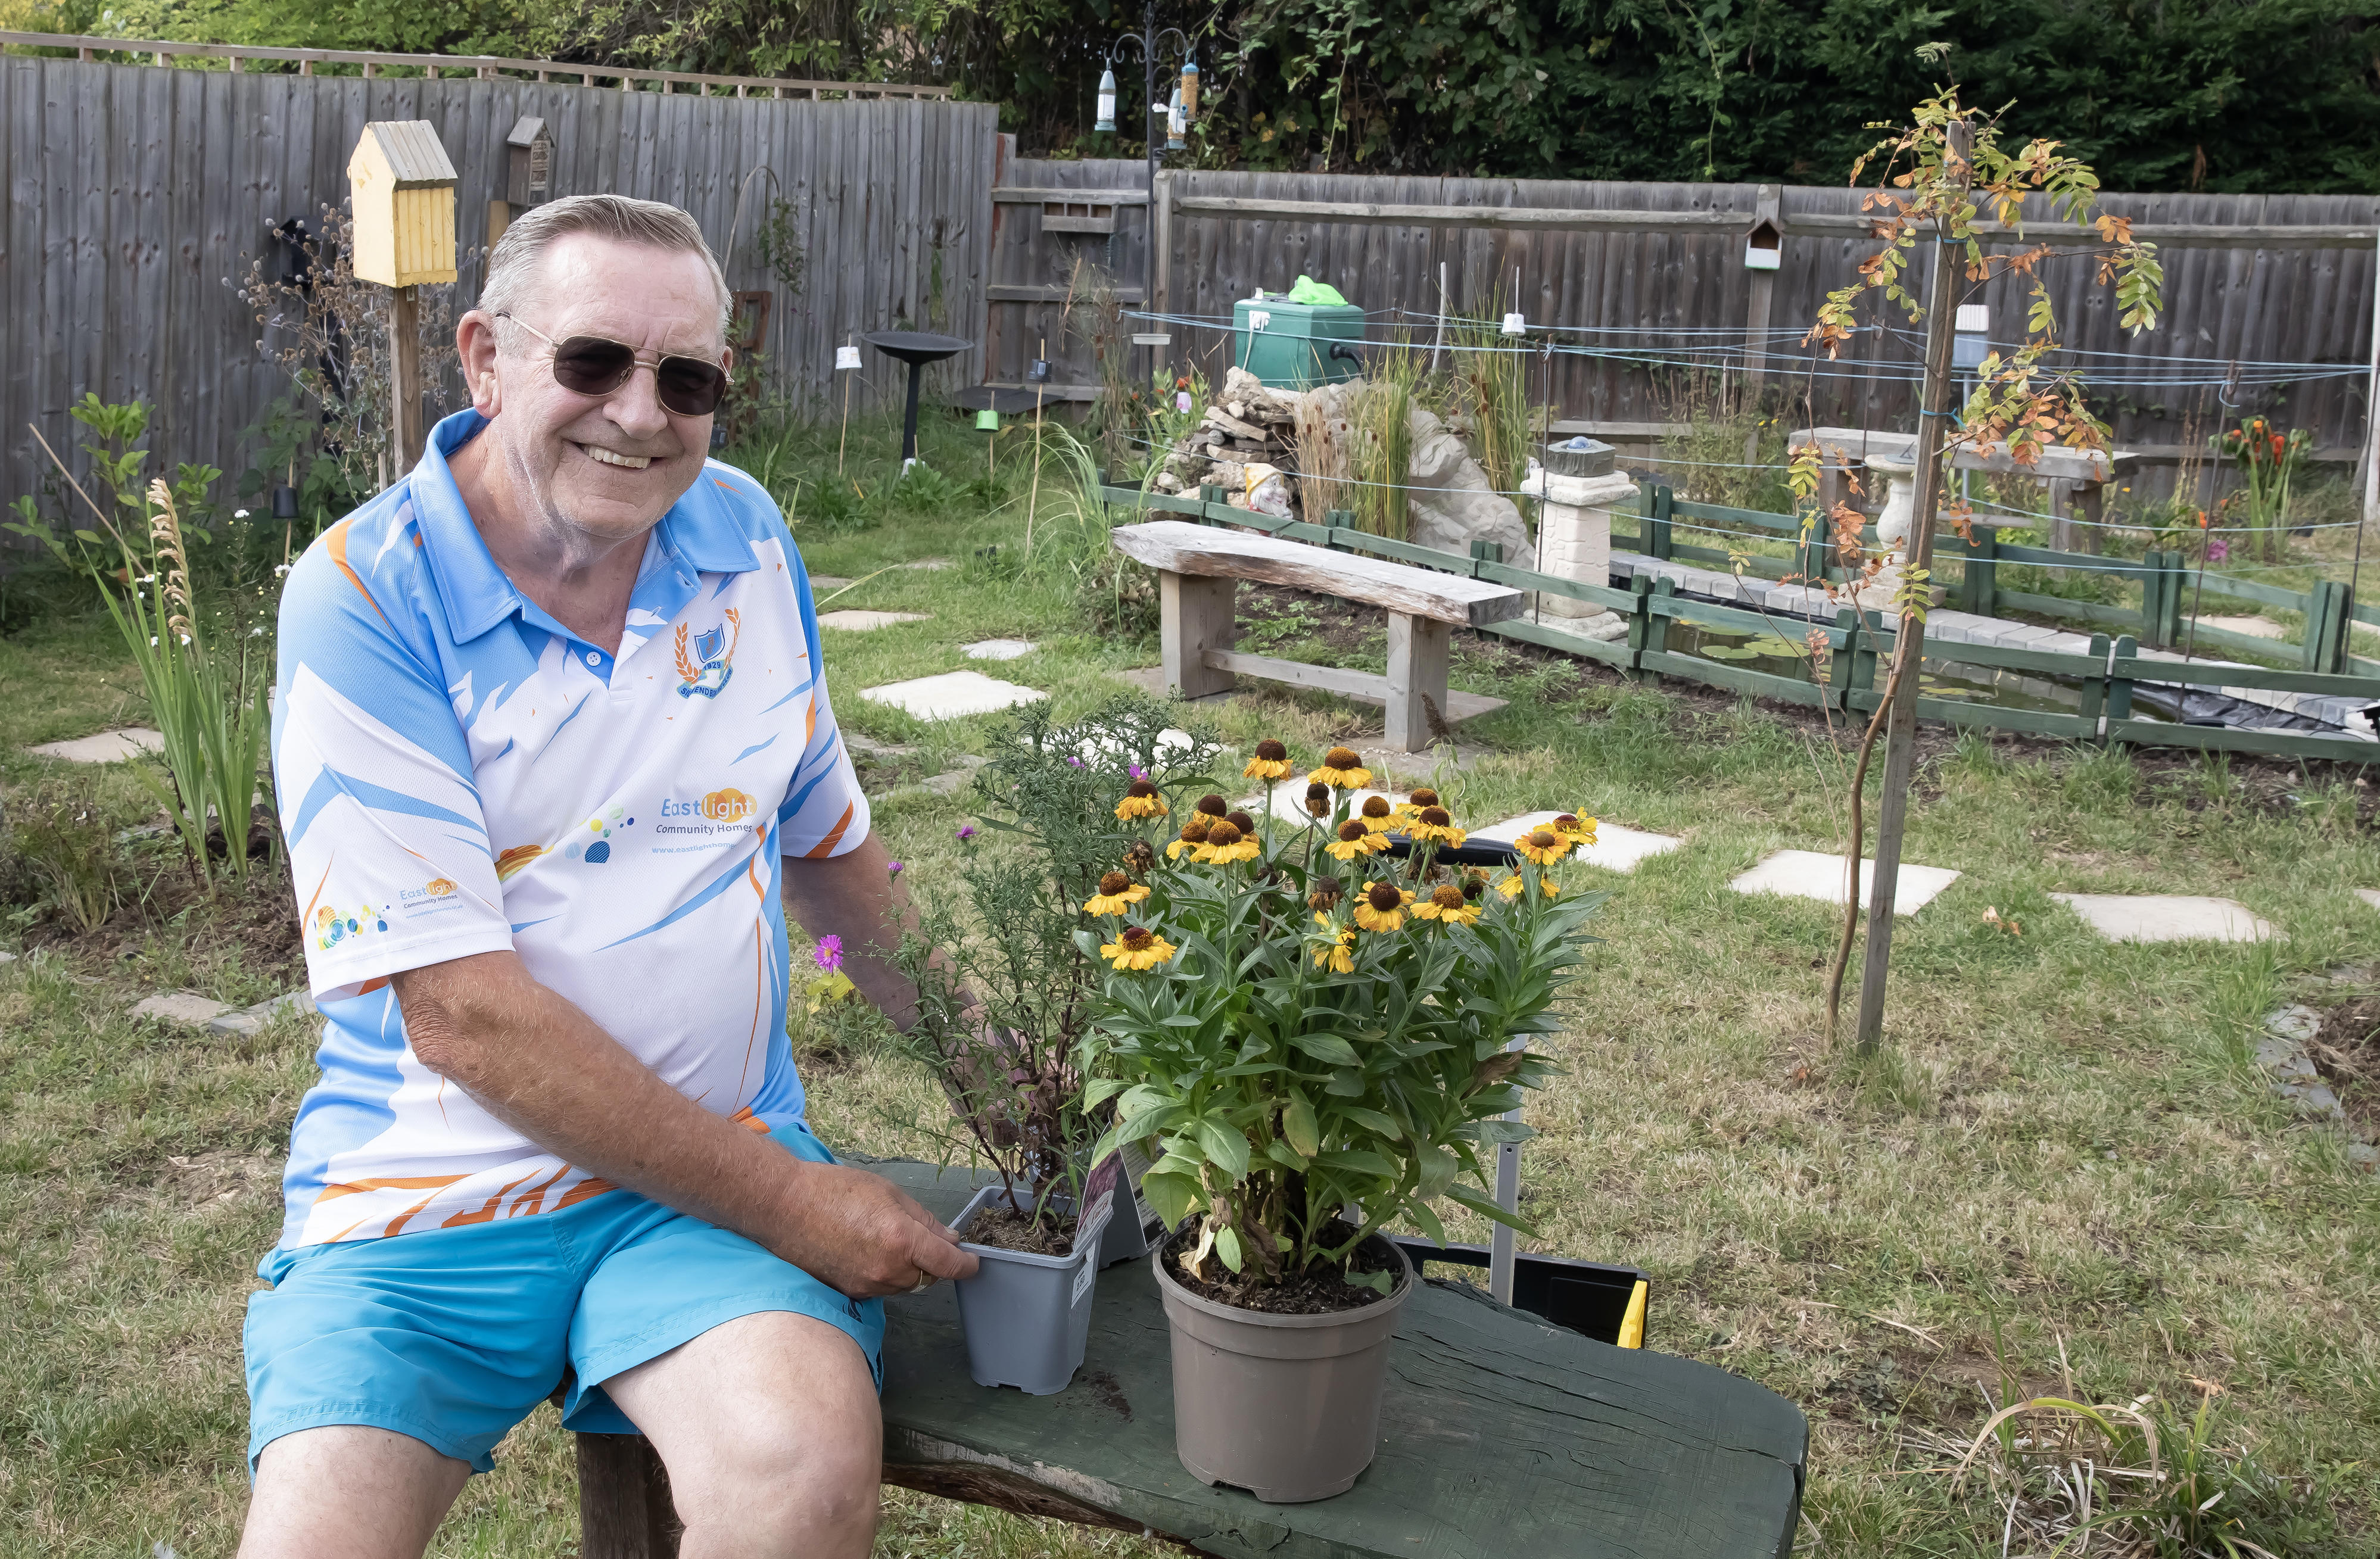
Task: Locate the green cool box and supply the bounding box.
[1231,298,1367,391]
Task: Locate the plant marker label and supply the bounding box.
[1119,1138,1166,1244]
[835,345,862,370]
[1500,311,1527,336]
[1071,1190,1115,1302]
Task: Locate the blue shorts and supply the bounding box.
[244,1122,884,1474]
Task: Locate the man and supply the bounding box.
[241,194,977,1559]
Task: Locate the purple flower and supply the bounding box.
[1066,756,1084,768]
[1129,763,1148,780]
[886,859,904,876]
[2207,538,2229,563]
[814,934,844,972]
[957,824,977,841]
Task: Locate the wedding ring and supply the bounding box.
[909,1275,935,1294]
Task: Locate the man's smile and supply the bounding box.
[577,442,656,471]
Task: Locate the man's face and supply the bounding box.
[471,235,730,545]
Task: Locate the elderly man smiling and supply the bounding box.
[240,194,977,1559]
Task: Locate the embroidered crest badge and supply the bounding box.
[674,609,740,699]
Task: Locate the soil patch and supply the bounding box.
[962,1201,1079,1256]
[1161,1222,1402,1315]
[16,815,304,986]
[2312,994,2380,1133]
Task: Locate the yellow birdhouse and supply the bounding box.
[348,121,459,288]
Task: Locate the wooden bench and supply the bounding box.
[575,1160,1808,1558]
[1111,520,1526,752]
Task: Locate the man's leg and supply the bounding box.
[237,1426,471,1559]
[600,1310,882,1559]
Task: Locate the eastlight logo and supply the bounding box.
[700,788,755,824]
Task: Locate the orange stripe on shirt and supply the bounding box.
[326,517,392,626]
[804,803,855,859]
[441,1170,539,1229]
[553,1177,618,1210]
[315,1173,468,1203]
[508,1163,573,1218]
[728,1105,772,1133]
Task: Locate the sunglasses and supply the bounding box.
[496,314,730,418]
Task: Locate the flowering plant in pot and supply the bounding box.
[1078,744,1602,1499]
[891,695,1224,1394]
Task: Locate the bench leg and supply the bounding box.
[1384,613,1451,753]
[578,1432,681,1558]
[1160,571,1236,699]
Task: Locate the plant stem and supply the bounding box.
[1821,650,1904,1048]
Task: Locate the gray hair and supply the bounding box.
[478,194,731,342]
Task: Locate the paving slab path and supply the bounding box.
[1729,849,1961,914]
[2049,893,2276,943]
[818,610,931,631]
[1475,811,1683,873]
[962,639,1036,661]
[861,671,1046,722]
[29,728,164,763]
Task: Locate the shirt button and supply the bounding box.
[585,650,602,665]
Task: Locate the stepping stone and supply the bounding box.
[896,558,952,571]
[131,991,235,1027]
[2357,890,2380,912]
[0,950,15,966]
[845,732,920,759]
[1729,850,1961,915]
[2050,893,2275,943]
[2198,614,2287,641]
[30,728,164,763]
[1081,727,1200,767]
[964,639,1037,662]
[818,610,930,631]
[810,575,855,590]
[861,671,1046,722]
[1474,811,1681,874]
[204,989,318,1037]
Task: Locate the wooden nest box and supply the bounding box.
[348,120,459,288]
[506,116,554,207]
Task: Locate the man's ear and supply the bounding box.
[457,310,503,416]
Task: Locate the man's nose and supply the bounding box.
[603,361,673,441]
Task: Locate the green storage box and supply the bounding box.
[1231,297,1367,390]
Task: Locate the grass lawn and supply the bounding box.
[3,408,2377,1557]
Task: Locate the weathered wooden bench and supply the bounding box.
[1110,520,1526,752]
[575,1160,1808,1558]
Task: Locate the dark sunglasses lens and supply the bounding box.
[549,337,637,396]
[656,357,729,417]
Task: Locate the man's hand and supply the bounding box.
[772,1162,979,1298]
[395,952,978,1299]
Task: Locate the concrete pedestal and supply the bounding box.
[1529,470,1635,621]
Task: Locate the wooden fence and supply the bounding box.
[0,49,999,513]
[993,161,2379,501]
[1101,483,2380,766]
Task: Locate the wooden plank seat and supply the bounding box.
[575,1159,1808,1558]
[1110,520,1527,751]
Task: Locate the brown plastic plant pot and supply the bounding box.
[1151,1235,1415,1503]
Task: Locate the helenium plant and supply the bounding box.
[1080,744,1602,1290]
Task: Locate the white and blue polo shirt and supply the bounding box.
[267,409,869,1254]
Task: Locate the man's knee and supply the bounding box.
[671,1404,881,1545]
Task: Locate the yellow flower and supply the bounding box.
[1351,880,1414,932]
[1394,787,1441,822]
[1309,746,1372,790]
[1405,805,1467,849]
[1242,738,1293,781]
[1301,781,1334,819]
[1198,819,1261,864]
[1083,870,1152,916]
[1326,819,1388,860]
[1114,779,1168,821]
[1513,828,1572,866]
[1412,883,1482,925]
[1310,922,1356,972]
[1357,795,1397,834]
[1166,816,1212,860]
[1494,873,1560,900]
[1552,812,1598,846]
[1102,924,1177,971]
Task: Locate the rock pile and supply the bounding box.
[1152,367,1528,560]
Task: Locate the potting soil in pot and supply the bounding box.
[1160,1222,1402,1313]
[952,1184,1113,1396]
[965,1204,1080,1256]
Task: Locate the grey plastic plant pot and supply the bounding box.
[1152,1236,1415,1503]
[951,1185,1113,1396]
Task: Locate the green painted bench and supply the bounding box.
[574,1161,1808,1558]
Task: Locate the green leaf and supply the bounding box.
[1281,1091,1320,1157]
[1214,1224,1244,1273]
[1407,1200,1448,1248]
[1445,1183,1537,1236]
[1083,1077,1129,1111]
[1319,1148,1395,1177]
[1324,1068,1367,1096]
[1345,1267,1393,1296]
[1194,1118,1251,1178]
[1291,1032,1360,1067]
[1264,1138,1309,1171]
[1139,1171,1201,1230]
[1335,1105,1403,1140]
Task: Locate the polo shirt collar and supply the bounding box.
[410,410,760,646]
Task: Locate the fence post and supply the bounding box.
[2138,551,2167,648]
[1837,607,1871,713]
[1650,485,1675,562]
[1325,507,1355,549]
[1644,577,1675,680]
[2303,579,2351,674]
[2163,551,2189,648]
[1469,539,1504,578]
[1962,525,1999,618]
[2106,633,2138,740]
[2080,631,2113,739]
[1624,576,1655,682]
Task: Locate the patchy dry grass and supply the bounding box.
[3,411,2377,1557]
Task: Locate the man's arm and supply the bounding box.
[391,952,977,1298]
[780,831,929,1027]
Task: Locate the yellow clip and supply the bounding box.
[1616,1279,1647,1349]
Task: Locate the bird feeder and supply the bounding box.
[1095,67,1118,133]
[348,120,457,476]
[1743,214,1782,272]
